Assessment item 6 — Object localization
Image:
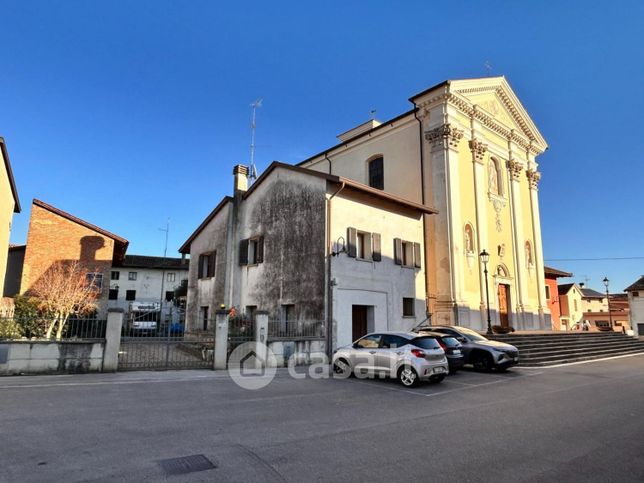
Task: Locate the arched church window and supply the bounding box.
[464,223,475,255]
[489,158,503,196]
[497,265,509,278]
[367,156,384,190]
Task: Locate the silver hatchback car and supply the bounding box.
[332,332,449,387]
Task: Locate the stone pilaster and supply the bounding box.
[527,167,547,328]
[425,122,464,325]
[506,142,528,329]
[469,129,490,331]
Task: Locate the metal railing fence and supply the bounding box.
[0,316,107,341]
[267,320,325,341]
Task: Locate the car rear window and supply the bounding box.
[410,337,441,350]
[441,337,461,348]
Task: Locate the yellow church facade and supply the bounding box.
[300,76,549,331]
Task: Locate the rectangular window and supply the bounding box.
[126,289,136,301]
[200,306,209,330]
[198,252,216,278]
[240,237,264,265]
[108,288,119,300]
[167,272,176,282]
[128,272,137,281]
[403,298,415,317]
[86,273,103,290]
[347,228,379,262]
[574,299,578,311]
[165,291,174,302]
[111,271,120,281]
[368,157,384,190]
[394,239,421,268]
[634,291,640,297]
[545,285,551,300]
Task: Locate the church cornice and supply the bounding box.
[526,169,541,190]
[414,79,547,156]
[425,123,464,150]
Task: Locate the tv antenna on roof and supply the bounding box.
[249,98,262,181]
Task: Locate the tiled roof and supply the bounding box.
[625,275,644,292]
[580,288,605,299]
[558,283,576,295]
[544,265,573,278]
[120,255,187,270]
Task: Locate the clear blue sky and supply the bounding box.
[1,0,642,292]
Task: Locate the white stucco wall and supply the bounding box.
[330,192,426,348]
[107,266,188,313]
[629,292,644,337]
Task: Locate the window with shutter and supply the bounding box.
[413,243,421,268]
[372,233,381,262]
[239,239,249,265]
[368,156,384,190]
[394,238,402,265]
[347,227,357,258]
[256,236,264,263]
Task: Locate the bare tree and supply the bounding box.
[30,260,99,340]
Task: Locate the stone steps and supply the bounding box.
[488,332,644,367]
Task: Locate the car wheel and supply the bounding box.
[429,374,445,383]
[398,366,420,387]
[472,353,493,372]
[333,358,352,378]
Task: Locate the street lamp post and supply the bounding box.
[480,249,493,335]
[603,277,613,331]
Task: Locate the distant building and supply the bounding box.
[107,254,188,323]
[543,266,572,331]
[0,137,21,300]
[19,199,128,316]
[179,162,433,350]
[579,284,630,332]
[558,283,584,331]
[625,275,644,337]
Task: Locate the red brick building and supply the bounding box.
[20,199,128,315]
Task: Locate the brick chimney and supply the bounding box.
[233,165,249,193]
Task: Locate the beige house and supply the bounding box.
[299,76,548,330]
[558,283,584,331]
[0,137,21,300]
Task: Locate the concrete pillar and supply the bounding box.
[103,309,124,372]
[254,311,269,369]
[214,310,229,370]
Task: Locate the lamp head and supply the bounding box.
[479,249,490,265]
[603,277,609,288]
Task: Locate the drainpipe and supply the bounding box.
[413,103,430,319]
[326,181,346,359]
[325,152,333,175]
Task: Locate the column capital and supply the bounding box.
[468,138,488,163]
[507,158,523,181]
[526,169,542,190]
[425,123,464,151]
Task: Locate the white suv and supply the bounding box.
[332,332,449,387]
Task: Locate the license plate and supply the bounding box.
[452,350,461,355]
[433,367,446,374]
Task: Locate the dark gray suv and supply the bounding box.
[417,326,519,372]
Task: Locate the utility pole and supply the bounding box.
[249,98,262,182]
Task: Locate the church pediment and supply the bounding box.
[450,77,548,152]
[411,76,548,153]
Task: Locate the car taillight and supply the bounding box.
[438,340,446,350]
[411,348,426,358]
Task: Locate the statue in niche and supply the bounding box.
[464,224,474,254]
[489,159,499,195]
[525,241,534,267]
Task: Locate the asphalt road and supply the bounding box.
[2,355,644,482]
